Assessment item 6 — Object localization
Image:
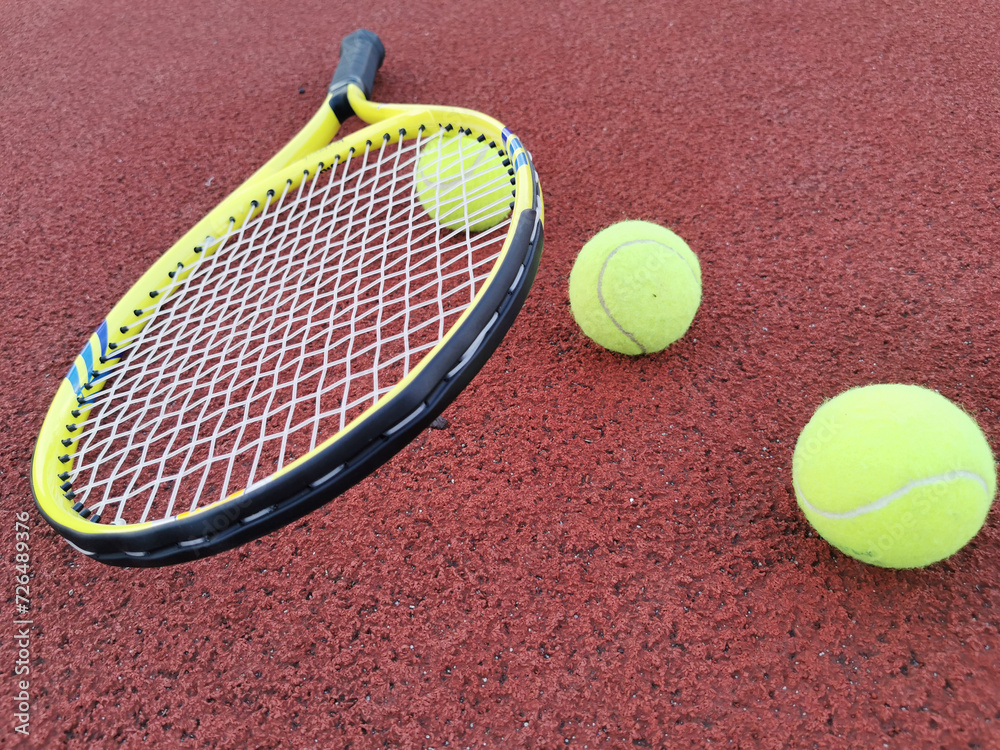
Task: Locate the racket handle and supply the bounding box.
[328,29,386,121]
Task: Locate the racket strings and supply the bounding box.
[65,128,514,525]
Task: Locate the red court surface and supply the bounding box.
[2,1,999,747]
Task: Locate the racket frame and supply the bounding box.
[32,82,543,565]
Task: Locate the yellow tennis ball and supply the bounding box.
[568,220,701,355]
[415,133,512,232]
[792,384,997,569]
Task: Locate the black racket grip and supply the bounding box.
[328,30,385,121]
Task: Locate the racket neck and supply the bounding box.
[243,101,342,187]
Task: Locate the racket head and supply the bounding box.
[32,62,543,566]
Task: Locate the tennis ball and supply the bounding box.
[568,220,701,355]
[792,384,996,569]
[415,133,512,232]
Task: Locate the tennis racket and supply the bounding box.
[31,30,543,567]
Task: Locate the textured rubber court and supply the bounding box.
[2,0,999,747]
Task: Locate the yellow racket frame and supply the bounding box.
[32,82,543,552]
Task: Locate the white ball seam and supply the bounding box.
[795,469,991,520]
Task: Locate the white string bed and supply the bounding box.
[66,129,514,525]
